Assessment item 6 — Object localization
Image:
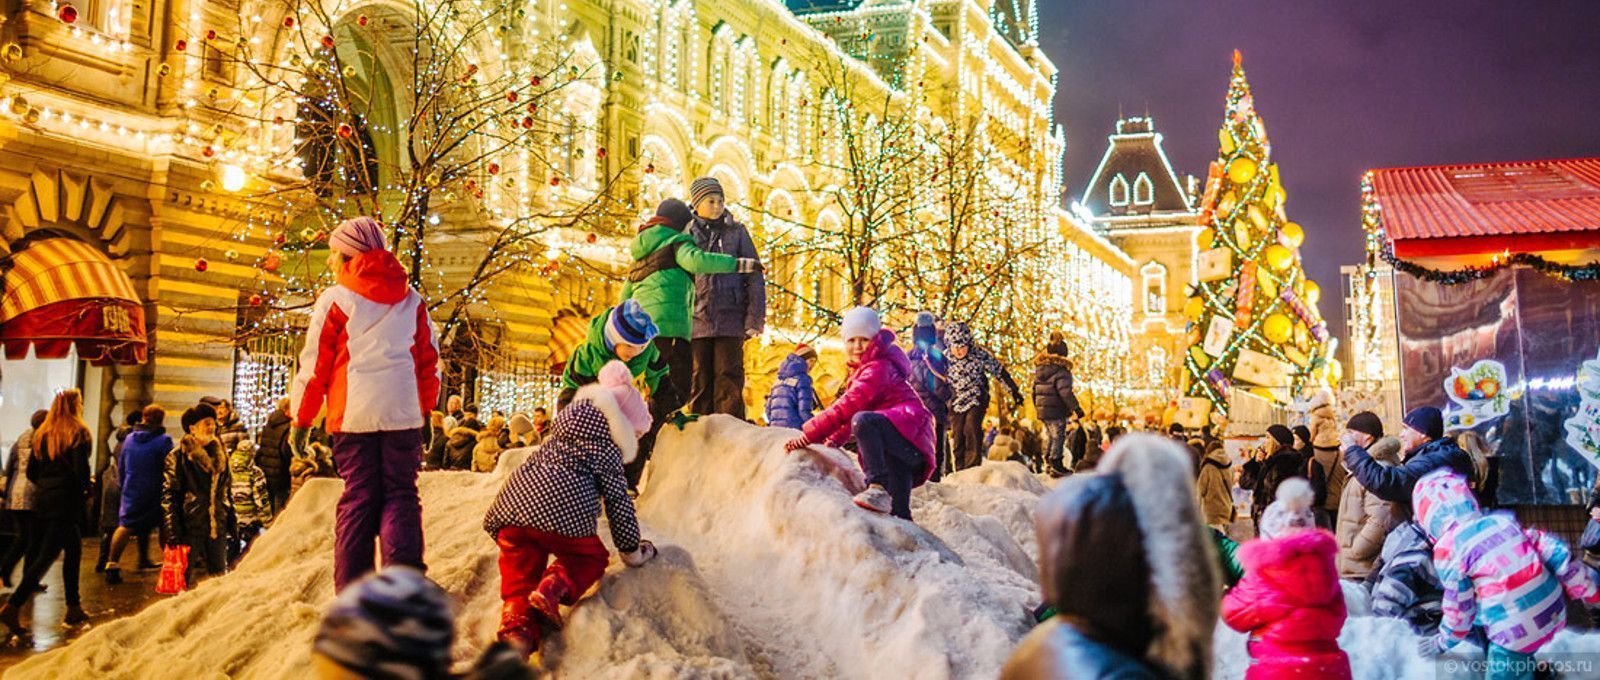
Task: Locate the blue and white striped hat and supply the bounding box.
[603,299,658,352]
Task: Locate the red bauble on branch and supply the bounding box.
[57,4,78,23]
[194,258,209,272]
[336,123,353,138]
[282,16,294,28]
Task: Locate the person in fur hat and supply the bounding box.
[1412,469,1600,671]
[1333,413,1400,579]
[1223,478,1352,680]
[621,198,759,410]
[785,307,935,520]
[1002,434,1219,680]
[162,403,237,586]
[483,361,659,656]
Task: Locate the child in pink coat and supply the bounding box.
[783,307,934,520]
[1222,478,1352,680]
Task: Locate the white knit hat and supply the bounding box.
[840,307,881,341]
[1259,478,1317,540]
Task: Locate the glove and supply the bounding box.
[669,412,700,431]
[736,258,761,274]
[1339,431,1360,452]
[1415,634,1448,659]
[621,540,657,567]
[288,427,310,458]
[784,435,810,453]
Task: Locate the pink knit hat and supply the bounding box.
[596,361,652,436]
[329,216,388,257]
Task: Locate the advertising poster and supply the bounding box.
[1396,268,1600,505]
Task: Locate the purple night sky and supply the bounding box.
[1037,0,1600,341]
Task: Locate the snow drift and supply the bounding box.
[10,415,1600,679]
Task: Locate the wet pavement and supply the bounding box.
[0,537,169,672]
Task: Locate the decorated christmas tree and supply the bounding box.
[1179,51,1336,419]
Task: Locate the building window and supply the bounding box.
[1133,172,1154,205]
[1141,261,1166,316]
[1109,175,1129,206]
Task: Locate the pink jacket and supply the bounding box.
[801,329,935,483]
[290,250,441,433]
[1222,529,1351,680]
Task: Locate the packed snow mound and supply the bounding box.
[11,416,1050,679]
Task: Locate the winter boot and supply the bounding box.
[0,602,25,637]
[852,485,891,514]
[527,573,570,628]
[496,600,539,655]
[63,605,89,626]
[1045,458,1071,478]
[104,566,123,585]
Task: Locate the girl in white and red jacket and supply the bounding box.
[483,361,658,656]
[288,216,441,592]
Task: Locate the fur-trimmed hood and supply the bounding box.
[568,383,640,464]
[1238,529,1342,606]
[1367,436,1403,466]
[1093,433,1221,680]
[1035,353,1071,369]
[179,434,227,476]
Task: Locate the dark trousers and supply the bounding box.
[655,337,693,410]
[627,394,681,490]
[185,537,229,586]
[853,412,925,520]
[0,511,33,582]
[691,336,746,418]
[331,428,426,591]
[929,417,950,482]
[951,407,986,471]
[10,518,81,608]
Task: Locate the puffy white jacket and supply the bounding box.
[290,250,440,433]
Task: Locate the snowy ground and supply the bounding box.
[8,415,1600,678]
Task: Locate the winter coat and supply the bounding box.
[162,435,236,547]
[620,222,739,340]
[482,387,641,553]
[216,415,248,455]
[289,447,336,498]
[1196,443,1235,529]
[1240,446,1304,515]
[1335,437,1401,578]
[1415,469,1600,654]
[1222,530,1351,680]
[472,431,504,473]
[560,308,670,399]
[290,248,442,433]
[1011,435,1219,680]
[1304,446,1347,514]
[2,428,36,512]
[689,214,764,340]
[1031,354,1083,422]
[1212,527,1245,589]
[943,323,1021,413]
[27,431,92,522]
[800,329,936,483]
[229,443,273,528]
[445,420,480,471]
[424,430,447,469]
[763,353,815,430]
[118,426,172,532]
[907,344,952,421]
[1342,435,1472,507]
[100,455,122,531]
[256,410,293,498]
[1370,521,1443,635]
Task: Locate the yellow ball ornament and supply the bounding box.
[1227,157,1258,184]
[1303,280,1321,306]
[1264,244,1293,270]
[1263,313,1293,344]
[1281,222,1304,249]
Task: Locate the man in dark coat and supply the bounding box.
[1031,337,1083,476]
[1341,406,1472,511]
[1239,425,1305,532]
[256,397,293,515]
[686,177,765,419]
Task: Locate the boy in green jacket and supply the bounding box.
[620,198,758,405]
[558,300,675,488]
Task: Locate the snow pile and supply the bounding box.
[10,416,1047,679]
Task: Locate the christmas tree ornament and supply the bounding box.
[357,14,369,26]
[175,39,188,51]
[57,4,78,23]
[194,258,209,272]
[1264,244,1293,270]
[1197,227,1215,249]
[1262,313,1292,344]
[1280,222,1304,248]
[1226,157,1257,184]
[337,122,353,138]
[1303,280,1321,306]
[283,16,295,27]
[1218,127,1235,154]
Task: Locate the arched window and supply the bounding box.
[1109,175,1129,206]
[1133,172,1154,205]
[1141,261,1167,316]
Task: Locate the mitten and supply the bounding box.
[621,540,657,567]
[1416,634,1447,658]
[737,258,761,274]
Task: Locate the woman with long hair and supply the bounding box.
[1455,430,1499,509]
[0,389,93,634]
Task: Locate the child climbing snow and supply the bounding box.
[1412,469,1600,675]
[943,322,1022,471]
[558,300,674,488]
[764,344,817,429]
[483,361,659,656]
[783,308,935,520]
[1222,478,1351,680]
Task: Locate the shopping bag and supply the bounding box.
[156,545,190,594]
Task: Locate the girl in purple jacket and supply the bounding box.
[784,308,935,520]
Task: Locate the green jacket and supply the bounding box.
[1211,527,1245,589]
[619,225,738,340]
[560,308,669,397]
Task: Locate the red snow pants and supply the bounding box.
[495,527,609,637]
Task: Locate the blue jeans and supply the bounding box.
[1486,643,1535,680]
[1043,419,1068,467]
[852,412,925,520]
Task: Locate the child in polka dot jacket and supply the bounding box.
[483,360,658,656]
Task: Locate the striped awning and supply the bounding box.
[0,238,146,365]
[547,311,589,367]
